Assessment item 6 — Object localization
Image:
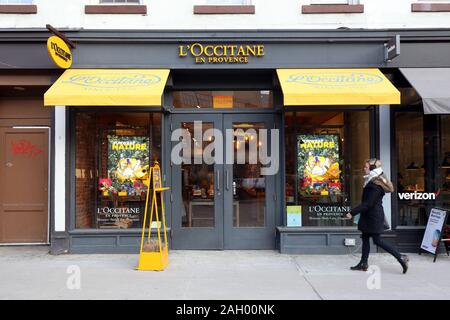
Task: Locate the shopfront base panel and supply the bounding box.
[67,229,171,254]
[278,227,381,255]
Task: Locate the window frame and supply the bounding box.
[69,107,163,232]
[282,106,378,228]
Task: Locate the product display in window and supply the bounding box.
[96,135,150,229]
[75,112,161,229]
[298,134,342,197]
[284,111,370,227]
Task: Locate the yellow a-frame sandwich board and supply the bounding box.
[137,163,170,271]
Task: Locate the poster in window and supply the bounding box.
[96,135,150,229]
[297,135,341,197]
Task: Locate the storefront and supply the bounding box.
[1,29,449,254]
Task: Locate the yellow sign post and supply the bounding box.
[137,163,170,271]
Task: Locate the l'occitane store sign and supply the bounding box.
[179,43,264,64]
[47,35,72,69]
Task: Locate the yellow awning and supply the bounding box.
[277,68,400,106]
[44,69,170,106]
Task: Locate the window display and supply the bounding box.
[394,113,450,226]
[75,112,161,229]
[298,134,341,197]
[285,111,371,227]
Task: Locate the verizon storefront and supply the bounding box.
[0,29,449,254]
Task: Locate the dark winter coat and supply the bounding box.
[351,174,394,234]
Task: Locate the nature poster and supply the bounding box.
[297,134,341,197]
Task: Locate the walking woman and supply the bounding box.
[346,158,409,274]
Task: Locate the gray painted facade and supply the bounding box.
[1,28,446,254]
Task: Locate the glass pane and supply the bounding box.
[0,0,33,3]
[284,111,370,227]
[232,123,266,227]
[396,112,427,226]
[181,122,215,228]
[173,91,272,109]
[440,116,450,211]
[75,112,161,229]
[100,0,139,3]
[206,0,249,4]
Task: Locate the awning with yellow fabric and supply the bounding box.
[277,69,400,106]
[44,69,170,106]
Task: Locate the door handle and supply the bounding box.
[225,170,230,191]
[216,170,220,192]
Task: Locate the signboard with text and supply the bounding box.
[420,208,448,255]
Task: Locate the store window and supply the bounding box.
[204,0,251,4]
[99,0,140,3]
[285,111,371,227]
[0,0,33,3]
[439,115,450,211]
[75,112,161,229]
[310,0,358,4]
[173,91,272,109]
[394,112,446,226]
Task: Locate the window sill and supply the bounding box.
[301,4,364,14]
[193,5,255,14]
[0,4,37,14]
[84,5,147,15]
[412,3,450,12]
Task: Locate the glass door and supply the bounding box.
[223,114,276,249]
[171,114,224,249]
[170,114,276,249]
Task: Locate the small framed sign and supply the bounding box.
[287,205,302,227]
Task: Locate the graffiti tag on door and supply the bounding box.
[11,140,44,158]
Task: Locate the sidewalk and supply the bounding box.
[0,246,449,300]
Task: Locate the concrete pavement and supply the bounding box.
[0,246,449,300]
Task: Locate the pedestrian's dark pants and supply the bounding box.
[361,233,402,264]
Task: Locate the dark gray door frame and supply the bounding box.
[169,113,277,249]
[170,114,224,249]
[223,113,276,249]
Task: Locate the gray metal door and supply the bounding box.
[171,114,224,249]
[223,114,276,249]
[170,114,276,249]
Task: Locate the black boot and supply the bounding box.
[399,255,409,274]
[350,261,368,271]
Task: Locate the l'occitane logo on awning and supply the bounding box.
[47,35,72,69]
[62,73,161,90]
[286,72,384,87]
[179,43,264,64]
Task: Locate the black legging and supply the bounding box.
[361,233,402,264]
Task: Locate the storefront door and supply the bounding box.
[170,114,276,249]
[0,127,49,243]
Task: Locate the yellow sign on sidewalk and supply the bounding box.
[137,163,170,271]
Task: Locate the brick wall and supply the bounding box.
[75,113,96,228]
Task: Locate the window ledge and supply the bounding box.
[0,4,37,14]
[85,5,147,15]
[193,5,255,14]
[301,4,364,14]
[412,3,450,12]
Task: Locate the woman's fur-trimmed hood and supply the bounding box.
[372,173,394,193]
